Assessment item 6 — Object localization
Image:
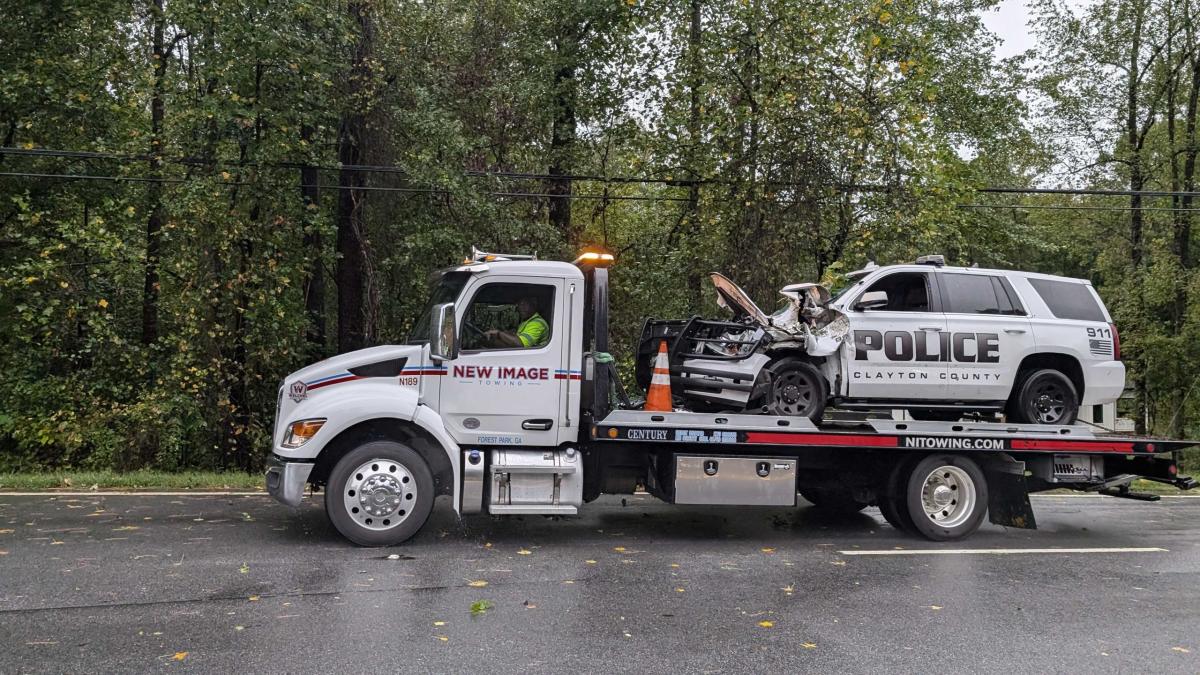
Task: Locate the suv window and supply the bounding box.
[461,282,555,351]
[943,273,1009,314]
[859,272,930,312]
[1027,278,1106,322]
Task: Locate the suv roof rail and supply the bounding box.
[465,246,538,263]
[915,254,945,267]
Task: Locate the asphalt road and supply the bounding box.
[1,492,1198,674]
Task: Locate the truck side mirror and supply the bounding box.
[430,302,458,361]
[856,290,888,311]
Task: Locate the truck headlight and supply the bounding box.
[282,418,326,448]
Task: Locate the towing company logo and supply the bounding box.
[288,380,308,402]
[851,330,1003,382]
[901,436,1004,450]
[451,365,581,386]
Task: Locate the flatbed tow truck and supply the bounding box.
[266,249,1198,545]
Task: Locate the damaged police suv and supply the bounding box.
[638,256,1125,425]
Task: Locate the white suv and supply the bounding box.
[642,257,1126,424]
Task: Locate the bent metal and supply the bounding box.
[854,330,1000,363]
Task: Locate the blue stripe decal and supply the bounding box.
[307,372,353,385]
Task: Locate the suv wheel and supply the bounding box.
[1008,368,1079,425]
[760,358,827,421]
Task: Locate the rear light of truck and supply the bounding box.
[1110,323,1121,360]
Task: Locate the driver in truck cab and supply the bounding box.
[485,296,548,348]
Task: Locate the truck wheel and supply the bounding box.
[761,359,827,421]
[801,488,868,513]
[1008,368,1078,425]
[877,460,916,534]
[903,454,988,541]
[325,441,435,547]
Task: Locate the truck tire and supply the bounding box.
[1008,368,1078,425]
[801,488,868,513]
[877,460,917,534]
[903,454,988,541]
[325,440,435,547]
[761,359,827,422]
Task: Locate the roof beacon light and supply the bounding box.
[465,246,538,264]
[915,254,945,267]
[574,250,615,267]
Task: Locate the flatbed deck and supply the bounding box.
[593,410,1195,456]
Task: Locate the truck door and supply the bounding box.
[844,269,948,400]
[439,276,566,447]
[937,271,1033,403]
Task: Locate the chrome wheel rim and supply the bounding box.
[920,465,975,528]
[342,458,417,531]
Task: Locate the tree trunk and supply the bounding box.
[1127,8,1145,269]
[301,124,326,358]
[142,0,167,345]
[335,0,373,354]
[684,0,704,306]
[548,24,579,246]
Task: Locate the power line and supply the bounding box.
[958,203,1200,213]
[13,146,1200,198]
[0,171,696,202]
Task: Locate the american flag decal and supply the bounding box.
[1089,338,1112,356]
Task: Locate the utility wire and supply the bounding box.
[12,146,1200,198]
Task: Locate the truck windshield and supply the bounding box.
[407,271,470,344]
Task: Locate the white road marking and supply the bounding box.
[0,491,266,497]
[839,547,1168,556]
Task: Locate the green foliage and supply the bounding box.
[6,0,1186,473]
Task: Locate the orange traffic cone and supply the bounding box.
[644,339,673,411]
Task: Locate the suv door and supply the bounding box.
[844,270,948,400]
[937,271,1033,403]
[439,276,565,446]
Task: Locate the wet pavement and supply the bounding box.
[1,492,1198,673]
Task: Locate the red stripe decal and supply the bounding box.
[1011,439,1136,453]
[745,432,899,447]
[554,374,583,380]
[307,375,362,390]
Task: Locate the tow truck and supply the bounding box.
[265,248,1198,546]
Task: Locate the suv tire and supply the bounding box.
[760,358,827,422]
[1008,368,1079,425]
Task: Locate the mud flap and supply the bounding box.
[982,455,1037,530]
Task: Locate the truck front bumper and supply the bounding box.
[265,455,314,507]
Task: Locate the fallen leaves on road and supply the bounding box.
[782,584,795,596]
[248,595,260,602]
[172,652,188,661]
[758,620,774,628]
[517,549,532,556]
[113,526,140,532]
[830,560,846,566]
[435,636,449,642]
[802,642,817,650]
[613,546,627,553]
[238,562,250,574]
[434,621,446,626]
[585,559,597,565]
[470,600,493,616]
[1172,647,1191,653]
[675,587,685,593]
[0,529,13,535]
[467,580,488,588]
[761,547,775,553]
[929,605,943,611]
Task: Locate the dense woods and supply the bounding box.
[3,0,1200,471]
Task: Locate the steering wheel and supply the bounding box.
[462,320,485,339]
